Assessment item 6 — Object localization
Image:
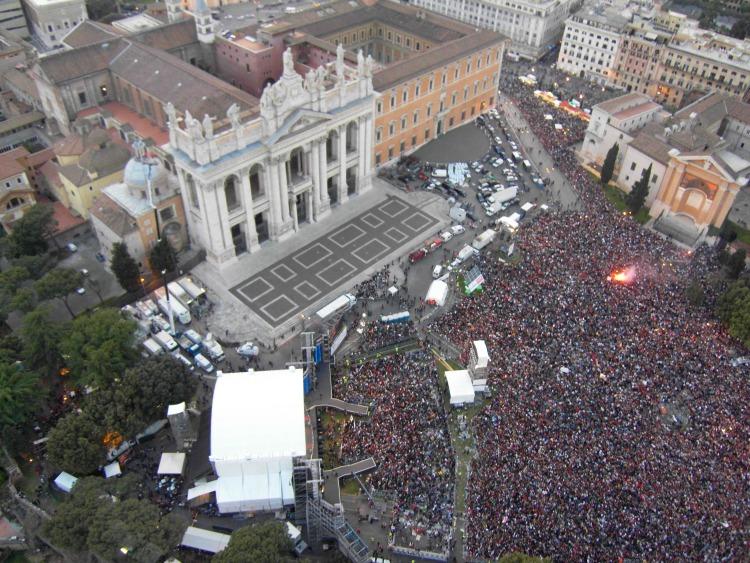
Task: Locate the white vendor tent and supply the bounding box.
[181,526,230,554]
[426,280,449,306]
[158,452,186,475]
[445,370,476,406]
[53,472,78,493]
[210,368,306,513]
[167,402,186,416]
[103,461,121,479]
[473,340,489,369]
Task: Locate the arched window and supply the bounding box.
[249,164,264,199]
[224,175,240,211]
[346,121,358,153]
[6,197,24,210]
[186,174,199,210]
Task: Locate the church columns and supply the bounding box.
[212,181,234,260]
[337,125,348,204]
[357,118,366,194]
[240,169,260,252]
[308,144,321,222]
[317,138,331,216]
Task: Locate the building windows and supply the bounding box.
[425,128,430,140]
[187,175,200,210]
[415,84,420,97]
[449,117,454,127]
[389,121,395,136]
[413,110,419,124]
[376,127,382,142]
[401,115,407,129]
[224,176,240,211]
[464,86,469,100]
[377,100,383,114]
[412,135,417,147]
[402,89,408,103]
[390,93,396,108]
[451,93,457,106]
[429,77,434,91]
[630,162,636,171]
[99,85,108,97]
[159,206,175,222]
[400,141,405,153]
[375,153,381,165]
[427,104,432,117]
[77,91,87,105]
[388,146,394,159]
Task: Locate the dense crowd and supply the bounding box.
[353,265,395,300]
[427,91,750,560]
[359,320,417,352]
[334,351,455,554]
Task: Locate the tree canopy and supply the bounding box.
[625,163,651,213]
[0,363,39,442]
[87,356,196,437]
[149,238,177,274]
[46,412,106,475]
[21,305,68,371]
[716,281,750,347]
[600,143,619,186]
[86,498,183,562]
[111,242,142,293]
[60,308,137,387]
[6,204,57,258]
[43,474,181,560]
[34,268,83,318]
[213,521,293,563]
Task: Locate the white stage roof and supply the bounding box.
[210,368,306,462]
[426,280,448,306]
[158,452,186,475]
[446,370,475,405]
[181,526,230,554]
[167,402,185,416]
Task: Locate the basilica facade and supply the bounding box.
[169,46,375,269]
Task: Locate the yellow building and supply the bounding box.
[54,127,131,219]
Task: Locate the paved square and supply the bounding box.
[230,196,440,326]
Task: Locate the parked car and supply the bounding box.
[440,231,453,242]
[451,225,466,235]
[66,243,78,252]
[409,248,428,263]
[237,342,260,357]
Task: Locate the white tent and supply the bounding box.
[445,370,475,406]
[210,368,305,514]
[167,402,186,416]
[103,461,122,479]
[53,472,78,493]
[158,452,186,475]
[426,280,448,306]
[181,526,230,554]
[473,340,489,369]
[187,480,218,502]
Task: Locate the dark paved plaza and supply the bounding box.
[230,196,439,326]
[412,121,490,163]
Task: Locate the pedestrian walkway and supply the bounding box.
[309,397,369,416]
[322,458,377,505]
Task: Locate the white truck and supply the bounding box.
[142,338,164,356]
[153,330,178,352]
[495,185,517,204]
[472,229,497,251]
[315,293,356,321]
[168,282,194,309]
[202,333,225,362]
[455,244,479,264]
[153,287,191,325]
[177,277,207,302]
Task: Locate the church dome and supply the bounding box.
[123,156,168,194]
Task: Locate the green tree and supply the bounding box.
[60,308,137,387]
[0,335,24,364]
[11,287,37,313]
[20,305,68,371]
[88,356,195,437]
[213,521,293,563]
[0,265,30,321]
[625,163,651,213]
[6,204,57,257]
[10,254,53,279]
[110,242,141,293]
[149,238,177,274]
[35,268,83,318]
[727,248,747,279]
[716,281,750,346]
[0,363,39,442]
[86,498,184,562]
[46,412,106,475]
[600,143,619,186]
[43,475,142,552]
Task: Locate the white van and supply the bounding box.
[451,225,465,235]
[432,265,444,279]
[522,159,532,171]
[194,353,214,373]
[172,351,194,370]
[440,231,453,242]
[153,330,178,352]
[142,338,163,356]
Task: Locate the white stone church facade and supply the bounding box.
[168,46,375,270]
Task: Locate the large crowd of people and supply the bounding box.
[333,351,455,554]
[359,320,417,352]
[425,84,750,560]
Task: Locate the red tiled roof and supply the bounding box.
[36,196,86,233]
[0,147,28,179]
[77,101,170,146]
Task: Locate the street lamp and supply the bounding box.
[161,267,175,335]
